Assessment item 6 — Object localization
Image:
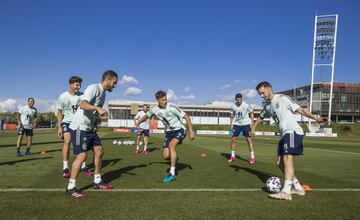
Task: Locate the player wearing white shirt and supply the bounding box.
[228,93,256,165]
[252,81,327,201]
[135,90,195,183]
[16,98,37,156]
[66,70,118,199]
[56,76,90,178]
[134,104,150,154]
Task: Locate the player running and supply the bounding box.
[56,76,91,178]
[134,104,150,155]
[228,93,256,165]
[135,90,195,183]
[16,98,37,156]
[252,81,327,201]
[66,70,118,198]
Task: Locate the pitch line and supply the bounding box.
[0,188,360,192]
[306,147,360,155]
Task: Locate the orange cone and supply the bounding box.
[302,184,312,191]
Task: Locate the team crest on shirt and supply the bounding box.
[275,103,280,109]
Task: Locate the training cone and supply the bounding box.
[302,184,312,191]
[40,149,46,155]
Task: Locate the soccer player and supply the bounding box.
[66,70,118,198]
[135,90,195,183]
[56,76,91,178]
[16,97,37,156]
[134,104,150,154]
[228,93,256,165]
[251,81,327,201]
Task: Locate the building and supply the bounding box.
[279,82,360,123]
[107,101,264,128]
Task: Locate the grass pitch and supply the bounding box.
[0,129,359,219]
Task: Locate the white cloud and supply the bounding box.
[120,75,139,85]
[220,84,231,90]
[218,94,234,101]
[0,98,20,112]
[241,88,258,98]
[233,80,241,84]
[124,87,143,96]
[184,87,191,92]
[205,101,233,107]
[0,98,57,113]
[166,89,196,103]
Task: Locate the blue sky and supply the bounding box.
[0,0,359,112]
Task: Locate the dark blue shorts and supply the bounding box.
[70,128,102,155]
[278,132,304,156]
[18,127,33,137]
[232,125,251,137]
[163,129,187,148]
[138,129,150,137]
[61,123,71,134]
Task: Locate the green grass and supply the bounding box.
[0,129,360,219]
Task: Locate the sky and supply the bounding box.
[0,0,359,112]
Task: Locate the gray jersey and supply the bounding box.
[147,103,186,132]
[259,94,303,136]
[135,110,150,130]
[56,91,83,124]
[231,102,253,126]
[19,106,37,129]
[69,84,106,131]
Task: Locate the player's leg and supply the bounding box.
[135,133,141,154]
[228,136,237,162]
[16,131,24,156]
[25,130,33,155]
[245,137,255,165]
[163,138,180,183]
[92,145,113,189]
[62,132,72,178]
[66,152,87,198]
[143,131,149,154]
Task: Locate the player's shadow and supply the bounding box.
[79,164,148,191]
[86,158,123,171]
[32,149,62,155]
[229,165,275,192]
[0,141,63,148]
[0,157,54,166]
[146,147,159,153]
[148,161,193,175]
[220,153,248,163]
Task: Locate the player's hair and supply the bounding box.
[143,104,149,108]
[235,93,243,99]
[102,70,118,81]
[256,81,272,90]
[68,76,82,84]
[155,90,167,99]
[28,97,34,102]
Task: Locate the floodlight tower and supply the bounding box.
[309,14,338,127]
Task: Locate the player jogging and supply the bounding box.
[134,104,150,154]
[135,90,195,183]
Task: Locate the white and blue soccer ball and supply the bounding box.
[266,177,282,193]
[117,141,122,145]
[112,140,118,145]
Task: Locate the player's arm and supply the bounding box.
[296,107,328,123]
[135,115,149,130]
[57,110,63,137]
[183,114,195,140]
[250,111,254,129]
[16,112,22,127]
[251,116,262,137]
[32,116,37,128]
[80,100,107,117]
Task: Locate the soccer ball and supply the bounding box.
[139,141,143,146]
[112,140,118,145]
[117,141,122,145]
[266,177,282,193]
